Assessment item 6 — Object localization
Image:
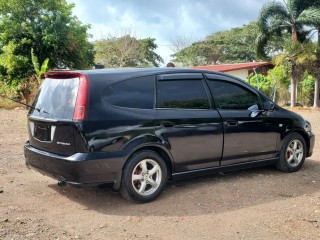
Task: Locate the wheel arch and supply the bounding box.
[282,129,310,155]
[125,145,174,179]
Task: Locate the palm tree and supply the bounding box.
[256,0,320,107]
[294,6,320,108]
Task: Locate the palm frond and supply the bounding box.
[256,34,269,59]
[268,18,291,35]
[273,53,288,66]
[258,1,290,32]
[288,0,320,16]
[298,7,320,28]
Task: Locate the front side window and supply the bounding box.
[207,80,260,110]
[157,80,210,109]
[102,76,155,109]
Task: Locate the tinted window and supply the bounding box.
[30,78,79,120]
[157,80,210,109]
[208,80,260,110]
[103,76,154,109]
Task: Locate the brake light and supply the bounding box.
[73,75,89,121]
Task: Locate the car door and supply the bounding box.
[204,73,278,166]
[155,73,223,172]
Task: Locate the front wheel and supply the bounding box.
[120,150,167,203]
[276,133,307,172]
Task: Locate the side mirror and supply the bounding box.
[263,101,275,111]
[248,104,261,117]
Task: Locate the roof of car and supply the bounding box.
[46,67,241,83]
[76,67,216,75]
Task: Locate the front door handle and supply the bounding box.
[226,120,238,126]
[160,121,175,128]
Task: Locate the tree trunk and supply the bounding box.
[292,29,298,45]
[314,31,320,108]
[290,29,298,108]
[290,66,298,108]
[290,77,297,107]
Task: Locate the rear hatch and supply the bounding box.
[28,73,88,156]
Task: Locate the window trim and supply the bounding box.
[155,76,212,110]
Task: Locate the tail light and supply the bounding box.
[73,75,89,121]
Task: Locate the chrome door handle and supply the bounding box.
[226,120,238,126]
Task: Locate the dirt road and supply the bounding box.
[0,109,319,240]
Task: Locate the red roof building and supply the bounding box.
[190,62,273,80]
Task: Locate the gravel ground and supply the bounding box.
[0,109,319,240]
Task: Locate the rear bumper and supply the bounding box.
[24,142,126,188]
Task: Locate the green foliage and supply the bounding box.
[0,41,30,84]
[268,65,290,87]
[0,79,22,98]
[256,0,320,58]
[301,72,315,105]
[246,66,292,104]
[173,21,287,66]
[31,48,49,84]
[94,35,163,68]
[247,73,274,97]
[273,42,318,77]
[268,65,291,103]
[0,0,94,78]
[0,0,94,101]
[138,38,164,67]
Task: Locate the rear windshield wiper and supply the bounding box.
[0,95,50,114]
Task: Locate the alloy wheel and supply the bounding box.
[286,139,304,167]
[131,159,162,196]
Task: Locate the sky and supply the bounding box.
[66,0,269,65]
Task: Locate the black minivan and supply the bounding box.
[24,68,315,202]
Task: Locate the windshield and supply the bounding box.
[30,78,80,120]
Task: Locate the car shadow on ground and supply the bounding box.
[48,159,320,217]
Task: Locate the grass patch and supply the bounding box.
[0,98,24,110]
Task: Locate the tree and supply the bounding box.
[0,0,94,100]
[301,8,320,108]
[173,21,287,66]
[31,49,49,85]
[301,73,315,106]
[273,42,318,106]
[169,35,194,53]
[171,41,212,66]
[246,66,291,104]
[0,0,94,78]
[256,0,320,107]
[94,35,163,68]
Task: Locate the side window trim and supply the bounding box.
[155,75,211,110]
[204,73,261,96]
[205,77,263,110]
[157,73,203,80]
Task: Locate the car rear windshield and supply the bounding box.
[29,78,80,120]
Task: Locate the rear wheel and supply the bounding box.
[276,133,306,172]
[120,150,167,203]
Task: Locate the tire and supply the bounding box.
[276,133,307,172]
[120,150,167,203]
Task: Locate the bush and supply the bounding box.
[300,73,315,106]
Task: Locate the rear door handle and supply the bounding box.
[160,121,175,128]
[226,120,238,126]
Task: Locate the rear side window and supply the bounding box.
[30,78,79,120]
[207,80,260,110]
[157,80,210,109]
[103,76,154,109]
